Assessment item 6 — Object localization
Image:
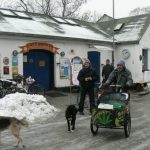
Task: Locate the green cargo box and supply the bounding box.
[91,92,130,127]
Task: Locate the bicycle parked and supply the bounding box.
[13,74,45,95]
[0,75,45,98]
[0,79,19,98]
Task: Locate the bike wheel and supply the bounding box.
[28,84,45,96]
[90,118,98,135]
[124,113,131,138]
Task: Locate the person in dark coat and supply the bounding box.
[105,60,133,92]
[102,59,114,83]
[77,59,99,115]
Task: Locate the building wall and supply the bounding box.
[0,35,112,87]
[54,42,112,87]
[0,37,24,79]
[139,24,150,82]
[54,41,88,87]
[140,24,150,71]
[115,44,143,82]
[114,25,150,83]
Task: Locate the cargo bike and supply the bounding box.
[90,85,131,138]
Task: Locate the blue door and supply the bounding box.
[88,51,100,82]
[23,50,54,90]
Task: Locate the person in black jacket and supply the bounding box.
[102,59,114,83]
[77,59,99,115]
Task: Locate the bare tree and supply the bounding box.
[57,0,87,17]
[33,0,56,15]
[78,10,102,22]
[16,0,31,12]
[129,6,150,16]
[0,0,88,19]
[13,0,56,15]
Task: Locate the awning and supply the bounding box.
[93,45,113,51]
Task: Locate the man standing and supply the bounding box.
[102,59,114,83]
[77,59,98,115]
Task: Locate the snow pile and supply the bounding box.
[0,93,59,122]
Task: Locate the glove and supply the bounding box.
[102,83,109,88]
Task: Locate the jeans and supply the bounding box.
[78,86,95,112]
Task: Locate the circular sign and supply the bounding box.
[60,51,65,57]
[12,50,18,56]
[3,57,9,65]
[122,49,130,59]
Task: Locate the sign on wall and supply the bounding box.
[39,60,45,67]
[12,56,18,75]
[3,57,9,65]
[60,58,70,78]
[3,66,9,75]
[71,56,83,85]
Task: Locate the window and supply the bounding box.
[65,19,78,25]
[114,23,124,31]
[142,49,148,71]
[14,11,30,18]
[53,17,68,23]
[0,9,16,17]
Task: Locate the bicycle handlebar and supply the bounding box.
[110,85,122,87]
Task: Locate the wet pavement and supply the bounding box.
[1,91,150,150]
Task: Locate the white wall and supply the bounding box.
[140,24,150,69]
[0,35,112,87]
[54,42,112,87]
[115,44,143,82]
[114,25,150,83]
[139,24,150,82]
[0,38,24,79]
[3,31,150,87]
[54,41,87,87]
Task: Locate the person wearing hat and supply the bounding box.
[77,59,99,115]
[104,60,133,91]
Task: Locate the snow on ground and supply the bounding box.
[0,93,60,122]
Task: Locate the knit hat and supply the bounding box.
[117,60,125,67]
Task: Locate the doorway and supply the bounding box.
[88,51,100,82]
[23,50,54,90]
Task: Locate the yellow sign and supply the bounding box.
[12,66,18,74]
[39,60,45,67]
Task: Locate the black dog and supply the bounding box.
[65,105,78,132]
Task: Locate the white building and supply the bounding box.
[0,9,113,90]
[97,14,150,83]
[1,9,150,90]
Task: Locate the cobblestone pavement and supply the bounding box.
[1,91,150,150]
